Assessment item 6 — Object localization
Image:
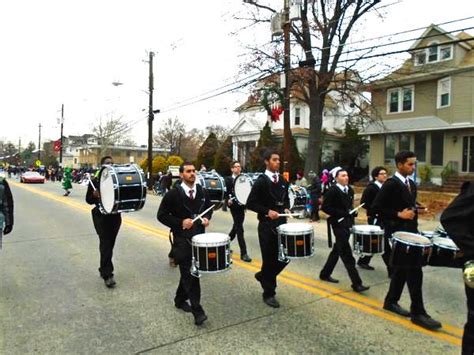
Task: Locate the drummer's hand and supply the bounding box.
[268,210,280,220]
[227,199,233,207]
[182,218,194,229]
[398,208,415,220]
[92,190,100,199]
[201,218,210,227]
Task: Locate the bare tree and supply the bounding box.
[179,128,207,161]
[154,117,186,155]
[205,124,231,142]
[92,113,131,158]
[240,0,383,175]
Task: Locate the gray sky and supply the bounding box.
[1,0,473,147]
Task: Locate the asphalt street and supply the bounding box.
[0,178,466,354]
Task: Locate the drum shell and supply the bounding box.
[428,240,463,268]
[352,229,384,255]
[191,234,231,274]
[390,235,432,268]
[289,186,308,210]
[197,173,225,210]
[277,224,314,259]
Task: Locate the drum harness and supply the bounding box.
[262,175,287,236]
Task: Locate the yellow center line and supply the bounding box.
[11,181,463,346]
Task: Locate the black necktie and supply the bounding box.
[189,189,194,200]
[405,179,411,193]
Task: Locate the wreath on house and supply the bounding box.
[260,86,284,122]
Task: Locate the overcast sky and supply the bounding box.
[1,0,472,147]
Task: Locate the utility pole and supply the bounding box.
[282,0,291,176]
[18,137,21,155]
[38,123,42,161]
[60,104,64,164]
[147,51,155,190]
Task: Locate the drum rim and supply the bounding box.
[432,236,459,251]
[392,231,432,246]
[277,223,314,234]
[192,233,230,245]
[352,225,383,234]
[99,165,117,213]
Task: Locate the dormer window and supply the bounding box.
[414,42,453,66]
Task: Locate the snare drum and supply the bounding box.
[390,232,432,268]
[99,164,147,214]
[352,225,384,255]
[435,225,449,238]
[289,186,308,211]
[196,172,226,210]
[276,223,314,262]
[233,174,253,205]
[428,237,462,268]
[191,233,232,277]
[420,231,441,239]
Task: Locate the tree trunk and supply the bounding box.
[304,85,326,177]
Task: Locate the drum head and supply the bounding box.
[353,225,382,233]
[99,166,115,213]
[234,174,252,205]
[192,233,230,246]
[392,232,431,246]
[277,223,313,234]
[433,237,459,250]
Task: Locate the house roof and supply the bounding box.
[409,24,471,51]
[272,128,344,139]
[360,116,474,135]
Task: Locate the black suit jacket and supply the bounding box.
[372,176,418,233]
[360,182,380,220]
[322,185,354,229]
[0,178,14,227]
[225,175,245,209]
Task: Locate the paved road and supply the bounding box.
[0,178,466,354]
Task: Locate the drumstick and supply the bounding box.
[192,205,215,223]
[337,203,365,223]
[88,178,97,192]
[277,213,303,217]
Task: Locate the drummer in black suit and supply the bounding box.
[247,150,290,308]
[357,166,388,271]
[319,168,370,293]
[86,156,122,289]
[157,162,213,326]
[440,181,474,353]
[372,151,441,330]
[225,160,252,262]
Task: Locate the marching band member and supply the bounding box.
[441,181,474,353]
[247,150,290,308]
[225,160,252,262]
[157,162,213,326]
[319,167,369,293]
[357,166,388,271]
[86,156,122,288]
[373,151,441,330]
[0,175,14,249]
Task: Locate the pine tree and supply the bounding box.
[214,135,233,176]
[195,132,219,170]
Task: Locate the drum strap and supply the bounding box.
[327,219,333,248]
[169,230,174,247]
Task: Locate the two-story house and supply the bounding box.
[230,71,368,169]
[361,25,474,182]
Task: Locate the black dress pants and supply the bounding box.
[385,266,426,315]
[175,259,203,315]
[257,222,288,299]
[463,284,474,354]
[229,206,248,256]
[91,208,122,279]
[320,224,362,286]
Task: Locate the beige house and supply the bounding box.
[361,25,474,182]
[78,145,168,167]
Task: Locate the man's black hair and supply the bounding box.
[263,149,280,162]
[100,156,113,165]
[371,166,387,180]
[179,162,195,173]
[395,151,416,165]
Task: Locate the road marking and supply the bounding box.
[11,181,463,346]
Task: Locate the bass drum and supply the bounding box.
[99,164,147,214]
[289,185,308,212]
[196,171,226,210]
[233,174,253,206]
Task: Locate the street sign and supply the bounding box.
[35,160,42,167]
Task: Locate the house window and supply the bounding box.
[428,43,438,63]
[414,51,426,66]
[431,131,444,166]
[437,77,451,108]
[384,134,396,163]
[415,132,427,162]
[295,107,301,126]
[387,86,414,113]
[399,133,411,151]
[440,45,452,60]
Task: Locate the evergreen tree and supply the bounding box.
[214,135,233,176]
[339,119,369,179]
[195,132,219,170]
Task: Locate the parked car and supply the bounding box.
[20,171,45,184]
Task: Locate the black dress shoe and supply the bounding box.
[383,303,410,317]
[255,272,262,283]
[352,284,370,293]
[241,254,252,263]
[263,296,280,308]
[104,276,116,288]
[411,314,442,330]
[358,263,375,271]
[175,302,192,313]
[320,275,339,283]
[194,312,208,326]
